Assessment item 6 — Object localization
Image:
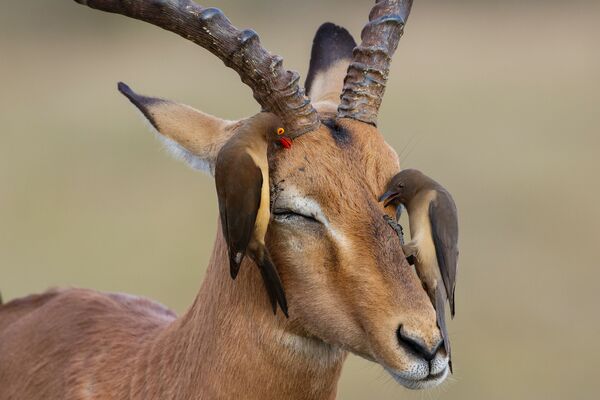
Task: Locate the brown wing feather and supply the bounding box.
[429,190,459,317]
[215,151,263,279]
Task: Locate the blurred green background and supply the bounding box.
[1,0,599,399]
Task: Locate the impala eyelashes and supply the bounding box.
[272,209,320,224]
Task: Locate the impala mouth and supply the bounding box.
[380,344,450,390]
[386,366,449,390]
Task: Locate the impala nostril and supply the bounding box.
[397,325,442,362]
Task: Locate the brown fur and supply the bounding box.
[0,117,444,399]
[0,233,345,399]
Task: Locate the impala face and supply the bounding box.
[267,119,449,389]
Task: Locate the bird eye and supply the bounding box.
[272,209,319,224]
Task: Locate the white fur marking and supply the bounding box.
[135,110,214,175]
[156,133,213,174]
[279,188,350,250]
[278,332,344,368]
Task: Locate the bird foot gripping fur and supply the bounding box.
[383,215,406,245]
[383,215,416,265]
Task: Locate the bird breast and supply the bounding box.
[246,146,270,245]
[407,191,440,283]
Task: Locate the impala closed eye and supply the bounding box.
[272,192,327,226]
[273,208,320,224]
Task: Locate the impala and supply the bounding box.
[0,0,452,399]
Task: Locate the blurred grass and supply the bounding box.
[1,1,599,399]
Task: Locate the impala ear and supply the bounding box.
[118,82,238,175]
[305,23,356,112]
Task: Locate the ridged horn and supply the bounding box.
[338,0,414,126]
[74,0,320,139]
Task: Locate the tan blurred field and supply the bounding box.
[1,1,599,399]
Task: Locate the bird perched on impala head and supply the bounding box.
[379,168,458,368]
[215,114,288,317]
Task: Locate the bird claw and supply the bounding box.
[383,215,406,245]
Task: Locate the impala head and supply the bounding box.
[80,0,449,390]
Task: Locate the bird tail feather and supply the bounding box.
[436,285,452,373]
[257,250,289,318]
[450,288,455,319]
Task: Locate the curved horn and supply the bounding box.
[338,0,414,126]
[74,0,320,139]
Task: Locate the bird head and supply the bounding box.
[379,168,427,208]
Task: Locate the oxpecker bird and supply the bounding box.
[380,169,458,367]
[215,117,288,317]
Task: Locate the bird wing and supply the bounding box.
[429,191,459,317]
[215,151,263,279]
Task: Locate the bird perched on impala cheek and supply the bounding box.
[215,117,288,317]
[380,169,458,367]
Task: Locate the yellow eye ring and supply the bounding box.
[277,127,285,135]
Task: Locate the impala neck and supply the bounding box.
[142,224,346,400]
